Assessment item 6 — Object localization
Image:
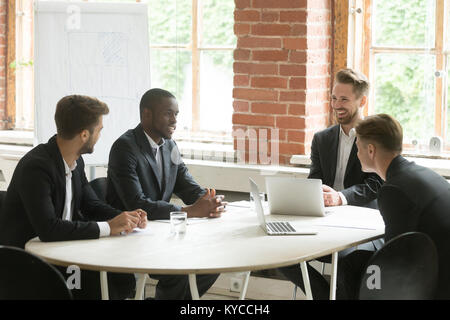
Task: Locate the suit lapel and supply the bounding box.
[47,136,68,218]
[161,143,172,197]
[344,142,358,182]
[72,164,82,218]
[328,125,339,185]
[134,125,163,191]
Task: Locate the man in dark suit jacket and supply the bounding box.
[107,88,226,299]
[339,113,450,299]
[0,95,147,300]
[278,69,383,299]
[309,124,382,208]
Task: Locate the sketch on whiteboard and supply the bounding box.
[68,32,130,99]
[101,33,127,65]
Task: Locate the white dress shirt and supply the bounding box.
[62,159,110,237]
[144,131,166,179]
[332,126,356,205]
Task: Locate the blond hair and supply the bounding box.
[335,68,369,98]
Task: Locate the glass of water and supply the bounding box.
[170,211,187,235]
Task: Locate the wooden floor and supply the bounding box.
[143,273,308,300]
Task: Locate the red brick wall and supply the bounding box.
[0,0,6,130]
[233,0,332,165]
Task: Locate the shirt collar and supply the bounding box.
[63,159,77,176]
[144,131,165,150]
[339,125,356,139]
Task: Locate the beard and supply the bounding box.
[335,107,360,125]
[79,135,95,155]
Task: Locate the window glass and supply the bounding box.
[150,49,192,132]
[373,53,436,144]
[447,56,450,143]
[373,0,435,48]
[148,0,192,46]
[199,50,234,133]
[201,0,236,47]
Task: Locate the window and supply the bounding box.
[356,0,450,154]
[9,0,236,144]
[13,0,34,131]
[148,0,236,142]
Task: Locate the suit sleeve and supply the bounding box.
[308,133,323,180]
[377,184,417,242]
[108,139,182,220]
[173,161,205,205]
[340,173,383,207]
[171,142,205,205]
[18,160,100,242]
[77,158,121,221]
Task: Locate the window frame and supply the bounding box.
[357,0,450,153]
[5,0,235,144]
[150,0,235,140]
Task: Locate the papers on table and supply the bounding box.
[267,205,385,231]
[154,217,209,225]
[227,200,251,208]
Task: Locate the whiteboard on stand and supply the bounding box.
[34,1,150,165]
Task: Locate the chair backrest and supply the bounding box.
[0,245,73,300]
[0,190,7,212]
[359,232,438,300]
[89,177,108,202]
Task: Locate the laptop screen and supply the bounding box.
[249,178,267,231]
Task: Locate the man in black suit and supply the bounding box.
[338,113,450,299]
[107,88,226,299]
[278,69,383,299]
[0,95,147,300]
[310,68,382,208]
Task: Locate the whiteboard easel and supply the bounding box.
[34,1,151,167]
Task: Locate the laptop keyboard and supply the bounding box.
[267,221,296,233]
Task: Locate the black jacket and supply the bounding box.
[0,135,120,249]
[309,125,382,208]
[378,155,450,299]
[106,124,205,220]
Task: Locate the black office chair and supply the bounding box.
[0,245,73,299]
[89,177,108,202]
[359,232,438,300]
[0,190,7,211]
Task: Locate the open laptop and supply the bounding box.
[249,178,318,236]
[265,177,326,217]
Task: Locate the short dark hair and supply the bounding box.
[355,113,403,153]
[335,68,369,98]
[54,95,109,140]
[139,88,175,118]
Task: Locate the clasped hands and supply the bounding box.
[182,188,227,218]
[108,188,226,235]
[322,184,342,207]
[108,209,147,236]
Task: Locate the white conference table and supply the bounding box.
[25,203,384,300]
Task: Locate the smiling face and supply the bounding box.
[142,97,179,142]
[331,82,366,127]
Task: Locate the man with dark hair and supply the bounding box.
[0,95,147,300]
[347,113,450,299]
[107,88,225,299]
[277,68,383,299]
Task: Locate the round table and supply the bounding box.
[26,204,384,300]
